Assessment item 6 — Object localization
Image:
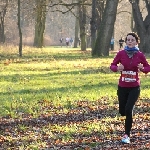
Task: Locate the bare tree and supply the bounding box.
[74,4,80,48]
[90,0,97,50]
[79,0,87,51]
[129,0,150,53]
[17,0,22,57]
[92,0,119,56]
[90,0,105,51]
[33,0,47,48]
[0,0,8,43]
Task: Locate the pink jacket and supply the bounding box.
[110,50,150,87]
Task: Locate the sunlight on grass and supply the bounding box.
[0,46,150,149]
[0,46,150,117]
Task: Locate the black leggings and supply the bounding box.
[117,86,140,137]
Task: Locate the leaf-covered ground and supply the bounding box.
[0,98,149,150]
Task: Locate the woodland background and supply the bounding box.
[0,0,148,51]
[0,0,150,149]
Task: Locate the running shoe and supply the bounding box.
[121,134,130,144]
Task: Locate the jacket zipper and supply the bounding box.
[130,57,133,65]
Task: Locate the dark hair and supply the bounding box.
[125,32,140,43]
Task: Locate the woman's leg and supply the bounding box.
[125,86,140,137]
[117,86,128,116]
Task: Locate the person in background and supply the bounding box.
[65,37,70,47]
[119,37,124,49]
[70,37,73,47]
[78,38,81,47]
[110,37,115,50]
[59,38,63,47]
[110,32,150,144]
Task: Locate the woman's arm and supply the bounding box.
[139,53,150,74]
[110,52,121,72]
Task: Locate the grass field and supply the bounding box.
[0,46,150,149]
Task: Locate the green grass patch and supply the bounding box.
[0,46,150,149]
[0,46,122,117]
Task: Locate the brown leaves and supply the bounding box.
[0,98,149,149]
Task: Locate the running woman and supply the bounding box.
[110,32,150,144]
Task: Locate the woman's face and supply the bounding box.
[126,35,138,48]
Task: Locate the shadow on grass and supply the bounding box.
[0,80,117,97]
[0,67,117,98]
[0,49,116,62]
[0,67,116,83]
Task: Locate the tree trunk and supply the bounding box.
[17,0,22,57]
[33,0,46,48]
[0,12,5,43]
[130,0,150,53]
[74,4,80,48]
[92,0,119,56]
[79,1,86,51]
[96,0,104,33]
[90,0,97,50]
[0,1,8,43]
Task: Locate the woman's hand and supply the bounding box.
[137,63,144,70]
[117,64,124,71]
